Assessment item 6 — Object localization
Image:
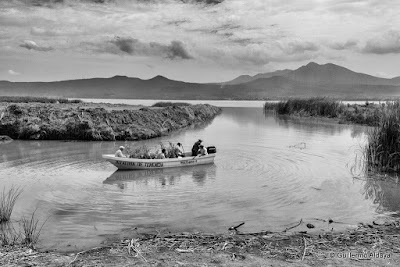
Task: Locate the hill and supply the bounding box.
[1,62,400,100]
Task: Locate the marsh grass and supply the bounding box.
[0,186,23,223]
[364,101,400,173]
[265,98,387,126]
[152,102,191,107]
[20,210,48,246]
[0,96,82,104]
[0,222,21,246]
[264,98,345,117]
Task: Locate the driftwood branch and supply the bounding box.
[283,219,303,233]
[228,222,245,231]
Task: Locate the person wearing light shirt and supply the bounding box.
[197,145,208,156]
[115,146,126,158]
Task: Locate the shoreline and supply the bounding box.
[2,218,400,266]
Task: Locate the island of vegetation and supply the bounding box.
[0,97,221,141]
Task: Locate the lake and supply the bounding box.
[1,105,399,252]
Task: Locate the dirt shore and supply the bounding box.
[0,102,221,141]
[2,219,400,267]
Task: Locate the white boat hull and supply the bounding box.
[102,153,216,170]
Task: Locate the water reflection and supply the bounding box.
[103,164,216,189]
[363,178,400,215]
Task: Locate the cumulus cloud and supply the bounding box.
[362,31,400,54]
[8,70,21,76]
[87,37,193,60]
[280,41,319,55]
[20,40,53,52]
[329,40,358,51]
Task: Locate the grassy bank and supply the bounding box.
[0,103,221,141]
[0,96,82,104]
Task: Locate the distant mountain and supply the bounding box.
[286,62,397,86]
[1,63,400,100]
[225,69,292,85]
[226,62,398,86]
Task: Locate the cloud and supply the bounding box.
[8,70,21,76]
[89,37,193,59]
[362,31,400,54]
[329,40,358,51]
[20,40,53,52]
[280,41,319,55]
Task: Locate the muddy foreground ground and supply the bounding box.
[2,219,400,267]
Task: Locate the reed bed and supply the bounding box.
[364,101,400,173]
[0,187,22,223]
[265,98,387,126]
[152,102,191,107]
[0,96,82,104]
[264,97,345,118]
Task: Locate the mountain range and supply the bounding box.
[1,62,400,100]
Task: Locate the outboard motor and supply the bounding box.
[207,146,217,154]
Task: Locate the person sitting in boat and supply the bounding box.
[156,149,166,159]
[115,146,126,158]
[191,139,202,156]
[197,145,208,156]
[176,142,185,157]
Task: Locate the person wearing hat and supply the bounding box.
[191,139,202,156]
[115,146,126,158]
[198,144,208,156]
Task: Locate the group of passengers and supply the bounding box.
[114,139,208,158]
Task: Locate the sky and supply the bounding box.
[1,0,400,82]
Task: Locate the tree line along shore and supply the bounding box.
[0,101,221,141]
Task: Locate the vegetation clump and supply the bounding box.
[125,142,182,159]
[152,102,192,107]
[0,187,22,223]
[0,96,82,104]
[364,101,400,173]
[264,98,344,118]
[264,97,388,126]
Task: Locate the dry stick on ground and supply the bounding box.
[283,219,303,233]
[301,237,307,261]
[69,246,112,265]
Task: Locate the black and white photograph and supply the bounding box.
[1,0,400,266]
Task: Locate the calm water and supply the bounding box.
[1,107,399,251]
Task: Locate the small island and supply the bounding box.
[0,98,221,141]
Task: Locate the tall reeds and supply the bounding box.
[265,98,344,117]
[0,187,23,223]
[364,101,400,173]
